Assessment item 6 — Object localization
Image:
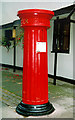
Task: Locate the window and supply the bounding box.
[52,18,70,53]
[5,30,12,40]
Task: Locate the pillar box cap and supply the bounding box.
[17,9,54,28]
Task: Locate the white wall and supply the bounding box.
[48,14,74,79]
[1,44,23,67]
[2,46,13,65]
[16,44,23,67]
[0,28,2,64]
[73,13,75,79]
[48,20,54,75]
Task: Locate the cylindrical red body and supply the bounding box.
[23,27,48,105]
[17,9,54,105]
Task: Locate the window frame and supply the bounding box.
[52,18,70,54]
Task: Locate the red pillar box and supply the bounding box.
[16,9,54,116]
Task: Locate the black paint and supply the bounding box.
[16,101,55,116]
[13,38,16,72]
[53,52,57,85]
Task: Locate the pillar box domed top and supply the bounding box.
[17,9,54,28]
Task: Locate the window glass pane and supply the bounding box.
[5,30,12,40]
[63,36,69,50]
[63,24,69,36]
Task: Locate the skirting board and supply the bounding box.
[48,74,75,85]
[0,63,75,85]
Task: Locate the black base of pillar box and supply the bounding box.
[16,101,55,116]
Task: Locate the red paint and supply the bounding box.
[17,9,54,105]
[5,68,9,70]
[15,74,19,76]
